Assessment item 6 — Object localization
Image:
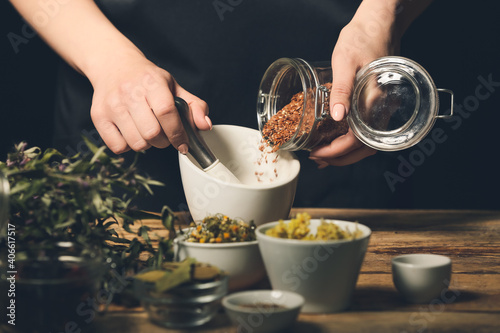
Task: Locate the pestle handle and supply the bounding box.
[175,97,217,169]
[175,97,241,184]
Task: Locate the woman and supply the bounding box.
[9,0,432,211]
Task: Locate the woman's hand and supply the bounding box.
[309,19,392,167]
[8,0,211,155]
[309,0,433,168]
[90,51,211,154]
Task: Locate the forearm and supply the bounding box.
[319,1,433,166]
[8,0,142,84]
[10,0,209,156]
[351,0,434,41]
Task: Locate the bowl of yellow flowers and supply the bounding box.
[256,212,371,313]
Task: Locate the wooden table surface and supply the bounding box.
[95,208,500,333]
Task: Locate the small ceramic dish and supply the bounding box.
[392,254,452,303]
[222,290,304,333]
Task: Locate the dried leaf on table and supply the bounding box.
[155,258,196,292]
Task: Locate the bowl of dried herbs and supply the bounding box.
[174,214,266,291]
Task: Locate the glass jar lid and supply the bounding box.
[348,56,453,151]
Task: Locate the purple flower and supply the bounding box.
[19,157,29,166]
[77,178,90,188]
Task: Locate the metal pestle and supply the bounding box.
[175,97,241,184]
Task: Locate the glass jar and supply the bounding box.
[133,270,229,328]
[257,56,454,151]
[0,241,105,333]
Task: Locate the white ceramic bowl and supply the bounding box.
[175,235,266,291]
[222,290,304,333]
[256,219,371,313]
[178,125,300,226]
[392,254,452,304]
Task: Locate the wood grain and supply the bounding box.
[94,311,500,333]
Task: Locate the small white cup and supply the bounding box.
[392,254,452,304]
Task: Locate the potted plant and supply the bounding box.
[0,138,177,332]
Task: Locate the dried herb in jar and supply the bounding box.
[262,83,348,151]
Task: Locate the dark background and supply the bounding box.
[1,1,499,210]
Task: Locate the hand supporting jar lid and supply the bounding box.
[257,56,454,152]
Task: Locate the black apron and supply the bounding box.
[53,0,409,212]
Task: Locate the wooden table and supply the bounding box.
[95,208,500,333]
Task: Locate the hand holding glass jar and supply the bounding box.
[257,0,438,168]
[258,55,453,168]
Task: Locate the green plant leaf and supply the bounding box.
[135,270,167,283]
[155,258,195,292]
[1,139,180,294]
[39,148,61,164]
[9,182,31,195]
[82,136,99,154]
[90,146,107,164]
[161,206,175,231]
[54,219,76,229]
[138,225,151,244]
